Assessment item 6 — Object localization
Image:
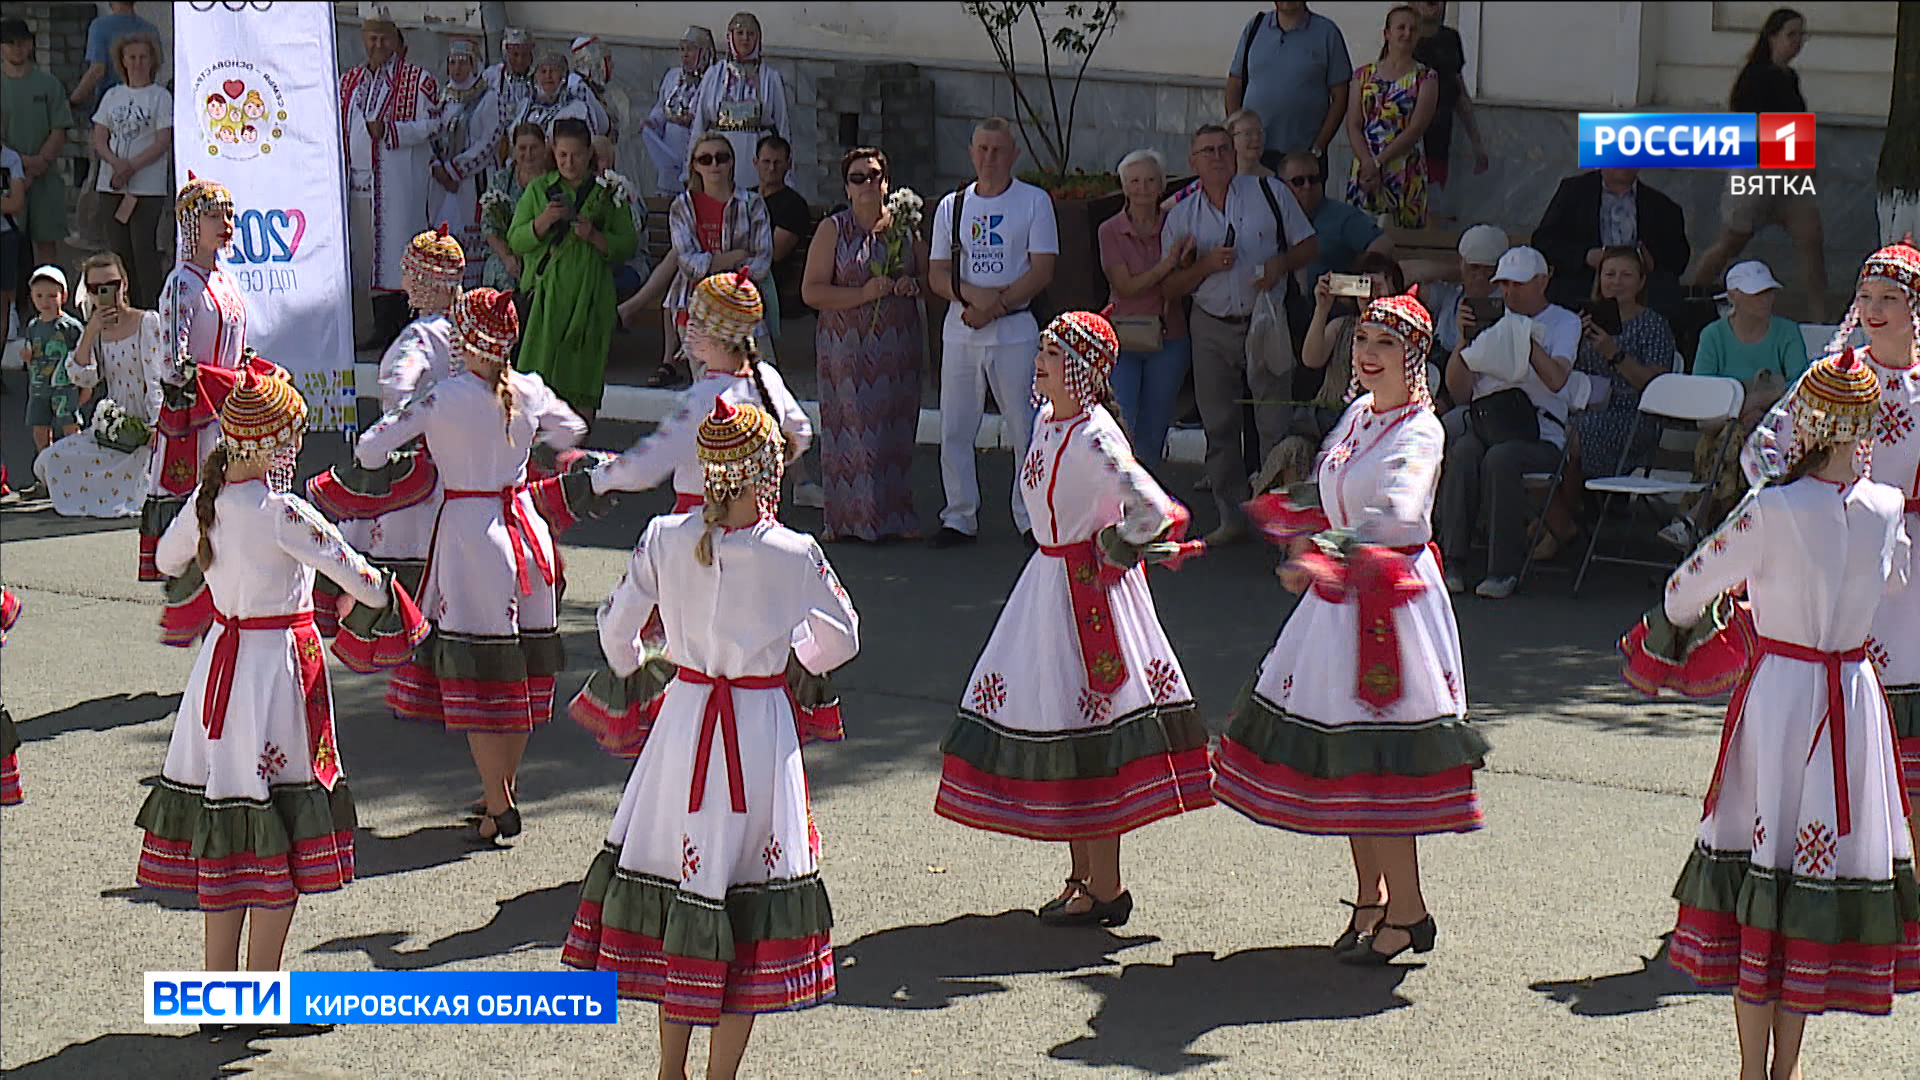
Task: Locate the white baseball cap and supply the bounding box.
[28,265,67,290]
[1491,245,1549,284]
[1457,224,1508,267]
[1719,260,1783,298]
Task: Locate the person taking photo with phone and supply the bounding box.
[34,251,164,518]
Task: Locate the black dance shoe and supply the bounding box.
[1332,900,1386,954]
[1037,878,1089,917]
[1340,914,1437,966]
[1039,888,1133,928]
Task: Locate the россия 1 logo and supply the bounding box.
[1578,112,1815,197]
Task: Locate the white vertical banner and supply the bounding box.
[174,1,355,430]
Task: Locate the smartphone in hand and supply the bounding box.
[1463,296,1505,342]
[1583,297,1622,336]
[1327,273,1372,299]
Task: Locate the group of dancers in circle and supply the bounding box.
[0,171,1913,1078]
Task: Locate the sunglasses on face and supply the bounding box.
[846,171,883,186]
[695,152,733,166]
[89,279,124,291]
[1284,175,1318,188]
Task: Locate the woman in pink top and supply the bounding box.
[1098,150,1194,474]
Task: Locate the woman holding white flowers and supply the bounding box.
[36,251,164,518]
[506,117,637,425]
[801,147,926,542]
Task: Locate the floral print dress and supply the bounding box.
[1346,61,1434,228]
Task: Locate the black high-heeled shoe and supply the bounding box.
[1037,878,1089,917]
[474,806,523,843]
[1333,899,1387,954]
[1340,913,1437,966]
[1039,887,1133,928]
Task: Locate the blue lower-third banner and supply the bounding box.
[146,971,619,1024]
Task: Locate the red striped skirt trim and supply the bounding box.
[1900,736,1920,802]
[138,532,164,582]
[387,662,556,733]
[560,899,835,1025]
[135,829,356,912]
[1669,903,1920,1015]
[933,749,1215,841]
[0,753,20,806]
[1211,738,1484,836]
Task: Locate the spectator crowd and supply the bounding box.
[0,0,1865,599]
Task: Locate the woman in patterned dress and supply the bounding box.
[563,398,857,1075]
[1344,5,1438,228]
[1637,348,1917,1078]
[802,147,925,542]
[481,123,553,294]
[1215,288,1487,965]
[356,289,587,842]
[37,252,165,518]
[936,312,1210,926]
[139,370,423,975]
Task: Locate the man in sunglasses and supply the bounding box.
[1277,151,1392,302]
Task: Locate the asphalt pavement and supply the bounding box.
[2,405,1917,1080]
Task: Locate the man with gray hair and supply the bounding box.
[927,117,1059,548]
[1162,123,1318,544]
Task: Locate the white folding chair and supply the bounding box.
[1570,374,1745,597]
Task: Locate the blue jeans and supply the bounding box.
[1110,337,1192,473]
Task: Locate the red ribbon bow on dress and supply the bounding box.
[443,487,554,596]
[1707,637,1871,837]
[202,610,313,739]
[1291,542,1429,710]
[679,669,787,813]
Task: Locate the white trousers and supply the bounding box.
[938,336,1037,535]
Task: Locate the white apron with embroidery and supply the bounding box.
[152,484,388,797]
[594,515,859,900]
[354,370,584,638]
[960,404,1192,732]
[1664,478,1913,888]
[37,310,164,517]
[1863,346,1920,701]
[1252,398,1466,723]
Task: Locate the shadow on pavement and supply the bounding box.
[1047,946,1413,1074]
[306,880,579,969]
[4,1025,329,1080]
[832,910,1158,1010]
[17,693,180,741]
[1530,934,1725,1016]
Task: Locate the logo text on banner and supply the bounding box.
[146,972,291,1024]
[147,971,617,1024]
[1577,113,1817,171]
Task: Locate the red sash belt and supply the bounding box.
[1708,636,1864,838]
[444,487,554,596]
[673,491,703,514]
[1294,542,1432,709]
[1905,496,1918,516]
[203,610,314,740]
[1039,541,1129,695]
[678,669,787,813]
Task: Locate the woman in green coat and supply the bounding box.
[507,118,637,422]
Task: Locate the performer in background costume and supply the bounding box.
[690,12,788,192]
[1627,348,1917,1079]
[138,370,423,974]
[642,27,716,195]
[935,311,1210,928]
[356,289,589,842]
[1215,288,1488,965]
[432,39,503,289]
[563,398,857,1077]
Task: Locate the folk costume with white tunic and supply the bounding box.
[1215,291,1489,837]
[936,313,1212,840]
[340,50,441,296]
[308,227,466,622]
[689,28,788,192]
[481,27,537,134]
[2,589,23,806]
[642,27,715,194]
[1628,350,1919,1016]
[137,373,426,911]
[433,46,504,289]
[357,290,590,733]
[563,398,859,1025]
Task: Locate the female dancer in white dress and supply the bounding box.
[139,370,423,972]
[37,251,164,518]
[1644,349,1918,1079]
[563,398,857,1077]
[1214,289,1487,965]
[935,311,1210,927]
[356,288,587,841]
[309,225,466,615]
[641,26,715,194]
[142,175,251,581]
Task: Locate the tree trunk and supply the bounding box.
[1877,2,1920,244]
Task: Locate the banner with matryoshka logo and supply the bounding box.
[175,1,355,430]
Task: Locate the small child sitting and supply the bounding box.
[19,266,85,499]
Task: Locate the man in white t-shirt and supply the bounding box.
[927,117,1058,547]
[1437,245,1578,599]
